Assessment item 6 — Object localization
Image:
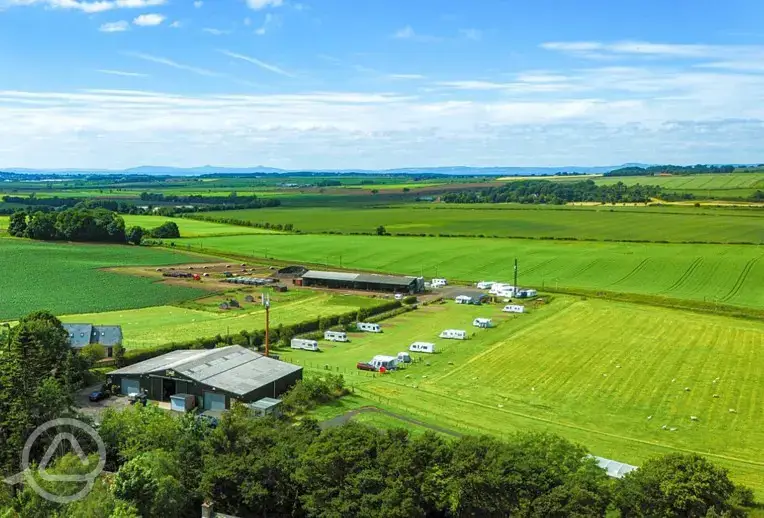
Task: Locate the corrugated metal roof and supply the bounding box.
[354,273,418,286]
[302,270,359,281]
[248,397,281,410]
[111,345,302,397]
[63,324,93,348]
[592,456,638,479]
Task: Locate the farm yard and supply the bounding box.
[197,203,764,243]
[0,238,209,320]
[284,297,764,493]
[176,233,764,311]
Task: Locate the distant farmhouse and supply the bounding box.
[63,324,122,357]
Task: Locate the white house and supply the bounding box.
[291,338,319,351]
[370,355,398,370]
[409,342,436,353]
[324,330,349,342]
[503,304,525,314]
[439,329,468,340]
[357,322,382,333]
[473,318,493,328]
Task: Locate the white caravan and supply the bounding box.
[454,295,474,305]
[290,338,319,351]
[473,318,493,328]
[324,330,349,342]
[517,289,538,298]
[476,281,495,290]
[370,355,398,370]
[439,329,468,340]
[503,304,525,314]
[357,322,382,333]
[431,278,448,288]
[409,342,436,354]
[397,352,412,364]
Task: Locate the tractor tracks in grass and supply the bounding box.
[720,256,761,303]
[320,406,463,437]
[607,258,650,288]
[661,257,703,295]
[565,258,601,281]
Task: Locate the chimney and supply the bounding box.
[201,501,214,518]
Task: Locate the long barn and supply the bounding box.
[300,270,424,293]
[108,345,302,411]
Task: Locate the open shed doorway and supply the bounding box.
[162,378,174,401]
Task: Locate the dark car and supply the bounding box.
[356,362,377,372]
[89,391,108,402]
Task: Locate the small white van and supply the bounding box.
[439,329,468,340]
[409,342,436,354]
[357,322,382,333]
[290,338,319,351]
[324,330,349,342]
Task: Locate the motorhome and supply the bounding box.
[439,329,468,340]
[476,281,495,290]
[473,318,493,328]
[454,295,474,305]
[397,352,412,364]
[324,330,349,342]
[431,278,448,288]
[517,289,538,298]
[357,322,382,333]
[370,355,398,371]
[503,304,525,314]
[489,284,516,296]
[409,342,436,354]
[290,338,319,351]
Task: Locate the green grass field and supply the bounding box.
[197,204,764,243]
[61,291,386,350]
[0,238,208,320]
[176,234,764,310]
[283,298,764,493]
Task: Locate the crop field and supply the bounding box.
[121,215,275,237]
[0,238,208,320]
[176,234,764,310]
[198,204,764,243]
[60,291,387,349]
[283,298,764,493]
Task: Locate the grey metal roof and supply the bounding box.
[63,324,93,349]
[248,397,281,410]
[302,270,360,281]
[354,273,418,286]
[92,326,122,347]
[111,345,302,397]
[591,456,638,479]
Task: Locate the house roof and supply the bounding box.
[111,345,302,397]
[302,270,419,287]
[63,324,122,348]
[92,326,122,346]
[64,324,93,348]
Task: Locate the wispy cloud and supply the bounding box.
[219,50,294,78]
[203,28,231,35]
[5,0,165,13]
[97,69,148,77]
[193,0,202,6]
[254,13,279,35]
[125,52,222,77]
[459,28,482,41]
[133,13,165,26]
[169,20,181,28]
[246,0,282,9]
[387,74,426,80]
[392,25,441,42]
[541,40,764,61]
[99,20,129,32]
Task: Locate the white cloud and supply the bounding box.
[4,0,165,12]
[254,13,278,35]
[393,25,415,39]
[169,20,181,28]
[219,49,294,77]
[459,28,482,41]
[97,69,148,77]
[388,74,426,80]
[125,52,221,77]
[541,40,764,63]
[193,0,202,6]
[246,0,282,9]
[203,28,231,35]
[99,20,129,32]
[133,13,164,26]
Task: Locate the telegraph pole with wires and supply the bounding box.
[262,291,271,357]
[514,259,518,292]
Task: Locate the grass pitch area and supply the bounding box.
[177,234,764,311]
[121,215,276,237]
[0,238,207,320]
[283,297,764,493]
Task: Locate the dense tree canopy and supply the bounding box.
[605,165,736,177]
[8,208,125,243]
[442,180,661,205]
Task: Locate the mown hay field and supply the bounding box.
[197,204,764,243]
[0,238,208,320]
[283,298,764,493]
[176,234,764,310]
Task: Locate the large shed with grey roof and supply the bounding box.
[107,345,302,411]
[300,270,424,293]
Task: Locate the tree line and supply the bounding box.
[441,180,662,205]
[605,165,736,177]
[7,208,180,244]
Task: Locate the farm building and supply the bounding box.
[591,456,638,479]
[63,324,122,357]
[107,345,302,411]
[300,270,424,293]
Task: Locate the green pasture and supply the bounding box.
[61,291,386,350]
[0,238,207,320]
[284,298,764,493]
[176,233,764,310]
[198,204,764,243]
[122,215,275,237]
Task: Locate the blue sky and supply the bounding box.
[1,0,764,169]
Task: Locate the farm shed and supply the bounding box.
[107,345,302,410]
[301,270,424,293]
[591,456,638,479]
[63,324,122,357]
[247,397,282,418]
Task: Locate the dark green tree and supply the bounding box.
[7,211,27,237]
[125,226,145,245]
[150,221,181,239]
[376,225,387,235]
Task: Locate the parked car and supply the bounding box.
[128,392,148,406]
[89,391,108,402]
[356,362,377,372]
[394,293,404,300]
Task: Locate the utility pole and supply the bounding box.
[514,258,518,290]
[263,292,271,357]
